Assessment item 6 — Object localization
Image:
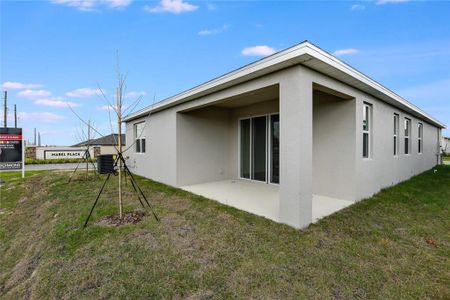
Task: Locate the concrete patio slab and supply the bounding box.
[181,180,354,224]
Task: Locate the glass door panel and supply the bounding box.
[270,114,279,184]
[240,119,251,179]
[251,116,267,182]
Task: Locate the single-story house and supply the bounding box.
[123,41,446,229]
[442,137,450,155]
[72,134,125,157]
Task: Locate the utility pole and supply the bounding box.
[3,91,7,127]
[14,104,17,128]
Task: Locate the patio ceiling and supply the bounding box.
[212,84,279,109]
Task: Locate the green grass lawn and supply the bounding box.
[1,166,449,299]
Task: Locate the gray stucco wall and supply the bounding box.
[354,95,440,200]
[313,91,356,201]
[176,106,231,186]
[125,108,177,186]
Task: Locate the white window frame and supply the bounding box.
[418,122,423,154]
[362,103,372,159]
[134,121,146,154]
[404,118,411,155]
[394,113,399,156]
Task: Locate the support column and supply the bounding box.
[279,68,313,228]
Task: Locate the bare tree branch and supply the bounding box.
[67,102,105,138]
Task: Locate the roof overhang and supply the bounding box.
[124,41,445,128]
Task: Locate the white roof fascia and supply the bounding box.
[124,41,445,129]
[303,43,445,128]
[124,41,312,121]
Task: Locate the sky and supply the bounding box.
[1,0,449,145]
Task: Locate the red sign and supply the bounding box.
[0,134,22,140]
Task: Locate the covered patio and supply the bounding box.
[182,180,354,223]
[175,78,358,228]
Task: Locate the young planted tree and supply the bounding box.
[96,62,147,219]
[68,55,156,224]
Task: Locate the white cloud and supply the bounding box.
[144,0,198,14]
[34,97,79,108]
[17,89,52,99]
[241,45,276,57]
[333,48,359,56]
[376,0,410,4]
[107,0,133,8]
[51,0,132,11]
[198,25,229,36]
[17,112,65,123]
[125,91,146,98]
[65,87,104,98]
[2,81,44,90]
[351,4,366,11]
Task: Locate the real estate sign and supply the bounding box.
[0,128,23,170]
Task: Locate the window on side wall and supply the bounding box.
[134,122,146,153]
[404,118,411,154]
[394,114,399,156]
[363,103,372,158]
[418,122,423,153]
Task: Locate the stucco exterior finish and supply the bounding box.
[177,106,230,186]
[354,96,439,200]
[125,63,442,229]
[125,108,177,185]
[313,91,356,201]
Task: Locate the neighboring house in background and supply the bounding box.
[72,134,124,157]
[442,137,450,154]
[123,41,446,229]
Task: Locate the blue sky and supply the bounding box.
[1,0,449,145]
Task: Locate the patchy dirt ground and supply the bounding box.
[0,168,449,299]
[96,210,146,226]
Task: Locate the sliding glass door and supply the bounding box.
[240,114,279,184]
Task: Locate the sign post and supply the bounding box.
[22,135,25,178]
[0,128,24,176]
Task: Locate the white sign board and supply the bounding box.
[44,150,86,160]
